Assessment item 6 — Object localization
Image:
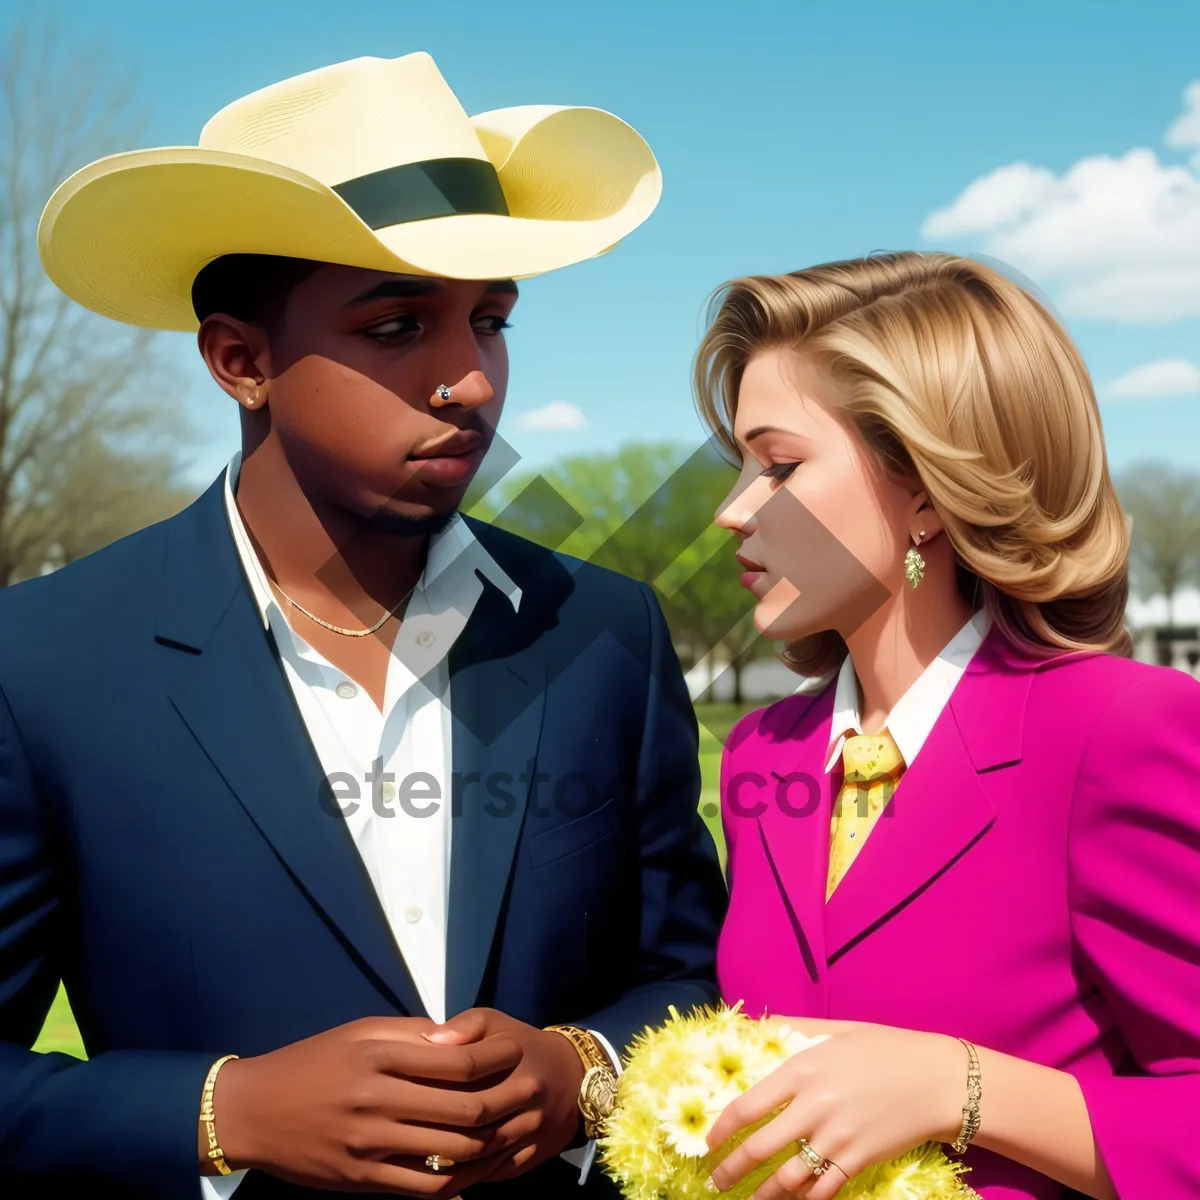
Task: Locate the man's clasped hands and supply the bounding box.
[203,1008,588,1195]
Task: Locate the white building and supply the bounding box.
[1128,587,1200,676]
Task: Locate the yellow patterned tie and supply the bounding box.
[827,729,906,899]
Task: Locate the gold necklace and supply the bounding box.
[270,579,416,638]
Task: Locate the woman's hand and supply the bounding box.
[705,1019,965,1200]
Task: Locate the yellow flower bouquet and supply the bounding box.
[599,1005,979,1200]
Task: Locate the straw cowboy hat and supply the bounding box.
[37,51,662,332]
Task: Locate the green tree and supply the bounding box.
[471,438,769,700]
[659,530,764,703]
[10,438,198,581]
[474,441,692,564]
[0,17,197,584]
[1116,461,1200,627]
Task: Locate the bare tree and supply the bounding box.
[1116,460,1200,627]
[0,16,197,585]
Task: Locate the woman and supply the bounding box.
[699,253,1200,1200]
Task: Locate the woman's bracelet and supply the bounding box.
[199,1054,240,1175]
[950,1038,982,1154]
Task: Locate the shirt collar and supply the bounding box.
[824,608,992,773]
[222,451,521,632]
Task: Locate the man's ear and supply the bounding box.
[197,315,272,408]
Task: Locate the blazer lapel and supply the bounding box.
[156,481,426,1016]
[754,688,838,1009]
[823,628,1034,962]
[444,573,550,1017]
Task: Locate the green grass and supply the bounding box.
[694,700,761,746]
[698,728,724,859]
[696,699,764,862]
[32,699,766,1061]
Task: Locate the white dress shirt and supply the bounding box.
[824,609,992,773]
[202,454,608,1198]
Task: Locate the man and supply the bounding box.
[0,52,726,1198]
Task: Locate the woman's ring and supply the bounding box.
[797,1139,832,1177]
[425,1154,442,1172]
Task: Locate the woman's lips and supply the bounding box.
[736,552,768,593]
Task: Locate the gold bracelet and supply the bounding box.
[544,1026,619,1139]
[951,1038,982,1154]
[199,1054,240,1176]
[544,1025,613,1074]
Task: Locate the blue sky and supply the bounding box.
[16,0,1200,489]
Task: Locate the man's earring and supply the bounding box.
[904,531,926,589]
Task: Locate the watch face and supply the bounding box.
[583,1065,619,1116]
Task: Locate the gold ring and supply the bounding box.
[797,1140,831,1176]
[425,1154,441,1172]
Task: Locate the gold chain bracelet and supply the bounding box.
[199,1054,240,1175]
[951,1038,982,1154]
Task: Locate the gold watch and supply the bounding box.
[545,1025,619,1139]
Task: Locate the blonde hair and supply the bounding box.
[694,251,1131,675]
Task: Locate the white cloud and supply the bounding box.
[921,82,1200,323]
[1165,80,1200,149]
[516,401,588,431]
[922,163,1059,237]
[1103,358,1200,398]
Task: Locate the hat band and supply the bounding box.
[331,157,510,229]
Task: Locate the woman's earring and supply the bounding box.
[904,531,926,589]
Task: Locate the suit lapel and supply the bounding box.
[444,574,550,1017]
[823,627,1034,962]
[754,688,837,1009]
[156,481,426,1016]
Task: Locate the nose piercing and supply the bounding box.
[434,384,451,402]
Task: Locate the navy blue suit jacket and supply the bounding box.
[0,477,726,1197]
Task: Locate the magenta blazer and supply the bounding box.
[717,627,1200,1199]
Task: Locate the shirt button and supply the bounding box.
[380,781,396,802]
[335,680,358,700]
[404,905,424,924]
[416,630,435,648]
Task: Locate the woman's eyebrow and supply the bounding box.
[743,424,793,442]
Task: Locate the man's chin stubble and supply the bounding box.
[367,506,458,539]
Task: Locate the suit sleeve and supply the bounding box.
[1066,666,1200,1199]
[0,682,215,1190]
[574,582,728,1057]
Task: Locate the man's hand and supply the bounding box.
[428,1009,586,1183]
[204,1015,540,1196]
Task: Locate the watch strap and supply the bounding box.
[545,1024,614,1073]
[545,1025,618,1139]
